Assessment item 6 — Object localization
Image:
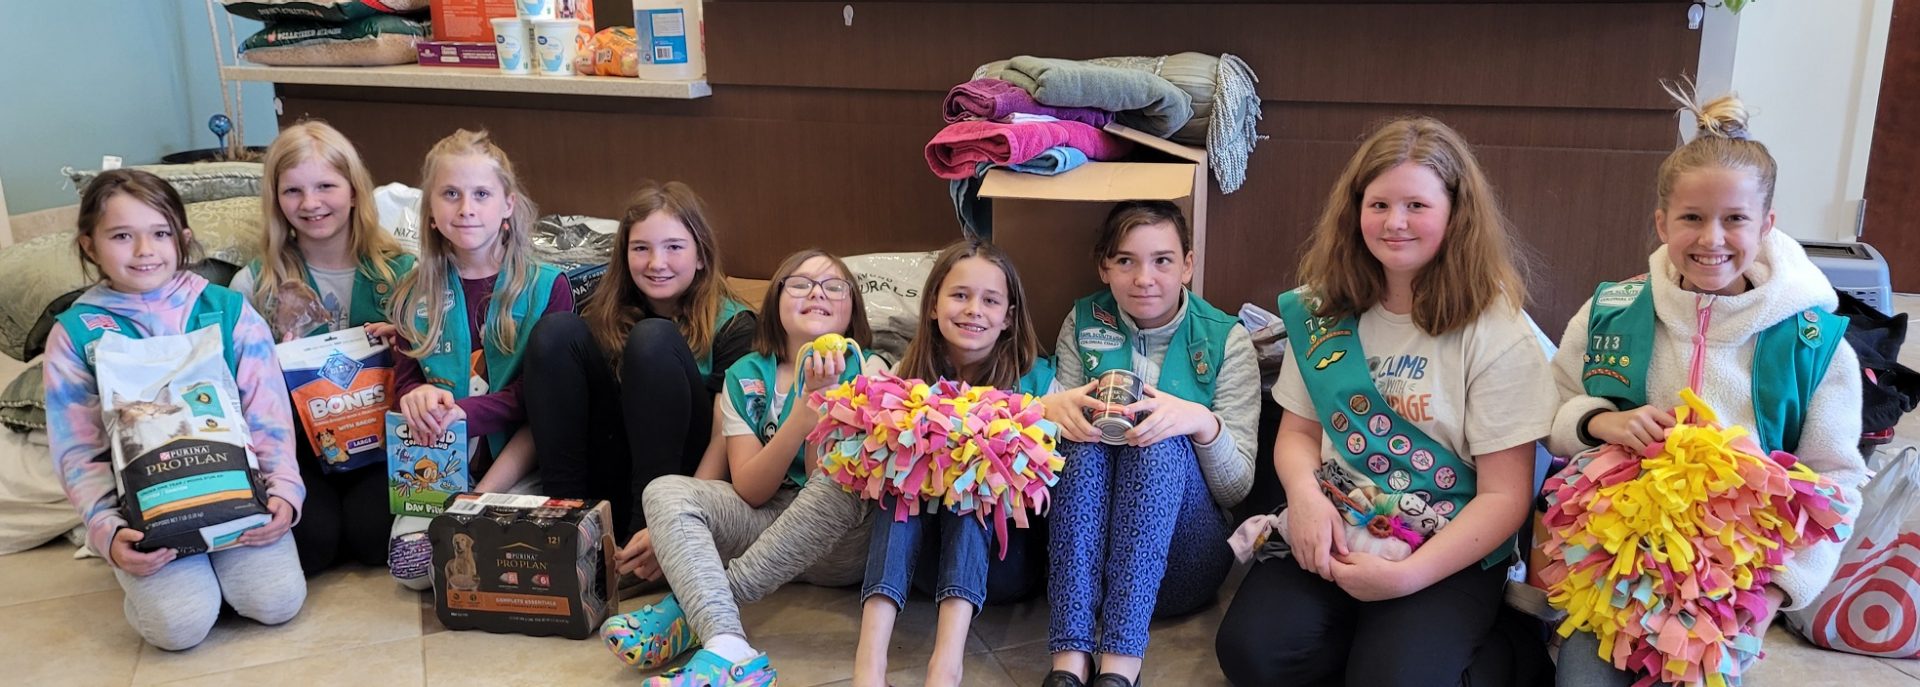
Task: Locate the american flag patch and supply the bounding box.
[1092,304,1117,328]
[80,313,120,332]
[739,378,766,396]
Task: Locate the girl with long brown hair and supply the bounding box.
[522,180,756,588]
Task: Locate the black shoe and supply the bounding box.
[1089,673,1137,687]
[1041,670,1087,687]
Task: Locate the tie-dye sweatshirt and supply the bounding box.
[43,271,305,566]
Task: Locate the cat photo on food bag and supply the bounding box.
[109,387,194,459]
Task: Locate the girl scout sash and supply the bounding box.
[1277,287,1509,569]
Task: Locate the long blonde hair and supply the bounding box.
[895,239,1039,389]
[580,180,737,372]
[1656,82,1777,211]
[1297,117,1527,336]
[391,129,541,359]
[255,120,406,310]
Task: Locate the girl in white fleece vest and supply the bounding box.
[1547,89,1867,687]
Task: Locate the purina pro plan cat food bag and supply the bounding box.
[277,325,394,473]
[96,326,271,554]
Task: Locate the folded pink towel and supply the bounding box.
[924,119,1134,180]
[943,78,1116,128]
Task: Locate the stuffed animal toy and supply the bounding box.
[269,279,331,343]
[1227,480,1440,563]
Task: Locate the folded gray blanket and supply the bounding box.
[982,56,1194,139]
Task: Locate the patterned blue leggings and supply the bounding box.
[1047,437,1233,657]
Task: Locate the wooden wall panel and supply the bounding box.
[279,1,1699,341]
[1865,0,1920,291]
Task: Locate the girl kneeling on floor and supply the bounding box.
[234,120,416,575]
[46,170,307,650]
[386,130,572,589]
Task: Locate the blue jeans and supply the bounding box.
[1557,631,1665,687]
[861,499,990,610]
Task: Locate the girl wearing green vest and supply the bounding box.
[236,121,418,575]
[388,129,572,503]
[1215,117,1556,687]
[524,180,757,590]
[1548,92,1866,687]
[604,249,877,685]
[855,238,1055,687]
[46,169,306,650]
[1038,201,1257,687]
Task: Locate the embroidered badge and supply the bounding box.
[1345,432,1366,455]
[1387,469,1412,491]
[739,378,766,396]
[1595,279,1646,308]
[1434,500,1456,516]
[1348,395,1371,415]
[1411,449,1435,471]
[1367,454,1389,474]
[1329,413,1351,433]
[1078,326,1125,352]
[80,313,120,332]
[1388,435,1412,455]
[1367,414,1391,437]
[1435,466,1458,489]
[1091,303,1117,328]
[1313,349,1347,370]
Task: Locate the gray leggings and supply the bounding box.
[113,535,306,651]
[644,474,871,640]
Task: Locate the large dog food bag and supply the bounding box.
[277,326,393,473]
[429,493,616,639]
[96,327,271,554]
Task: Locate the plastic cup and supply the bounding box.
[490,17,532,75]
[530,18,581,77]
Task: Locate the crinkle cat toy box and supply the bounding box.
[428,493,616,639]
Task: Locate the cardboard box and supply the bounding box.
[430,493,617,640]
[417,41,500,68]
[980,123,1210,342]
[431,0,516,43]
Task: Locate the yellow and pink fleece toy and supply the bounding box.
[803,335,1064,558]
[1539,390,1853,687]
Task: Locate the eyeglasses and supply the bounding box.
[780,276,854,301]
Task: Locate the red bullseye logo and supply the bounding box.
[1809,534,1920,657]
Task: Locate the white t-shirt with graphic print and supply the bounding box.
[1270,302,1555,474]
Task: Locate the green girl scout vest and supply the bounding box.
[414,263,563,457]
[1070,290,1236,407]
[1581,275,1846,454]
[724,349,875,486]
[246,253,417,339]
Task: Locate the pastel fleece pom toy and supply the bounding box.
[1539,390,1854,687]
[806,341,1064,557]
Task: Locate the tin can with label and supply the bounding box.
[1087,369,1147,445]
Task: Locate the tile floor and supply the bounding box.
[7,296,1920,686]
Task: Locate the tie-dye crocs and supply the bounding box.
[601,593,698,669]
[641,649,777,687]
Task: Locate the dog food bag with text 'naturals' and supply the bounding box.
[96,327,272,555]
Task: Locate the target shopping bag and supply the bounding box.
[1787,446,1920,657]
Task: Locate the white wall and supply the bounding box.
[0,2,277,215]
[1697,0,1895,243]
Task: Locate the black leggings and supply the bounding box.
[524,313,712,540]
[289,451,391,575]
[1214,557,1507,687]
